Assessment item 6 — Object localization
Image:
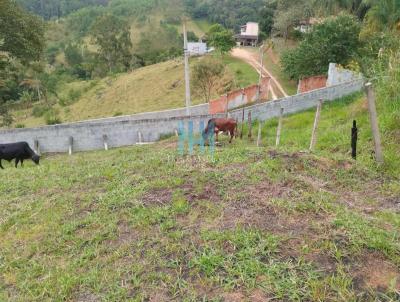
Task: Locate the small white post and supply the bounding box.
[68,136,73,155]
[174,128,179,137]
[365,83,384,163]
[103,134,108,151]
[309,99,323,151]
[137,131,143,144]
[257,122,262,147]
[34,139,40,156]
[276,107,284,146]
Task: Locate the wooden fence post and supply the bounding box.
[257,121,262,147]
[248,111,252,139]
[276,107,284,146]
[309,99,323,151]
[34,139,40,156]
[240,107,245,139]
[351,120,357,160]
[103,134,108,151]
[68,136,73,155]
[365,83,384,164]
[224,94,229,118]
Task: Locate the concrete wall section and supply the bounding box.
[327,63,363,87]
[229,80,364,122]
[0,80,363,154]
[297,75,327,93]
[0,115,222,153]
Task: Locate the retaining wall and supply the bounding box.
[229,79,364,122]
[0,114,222,153]
[0,79,363,154]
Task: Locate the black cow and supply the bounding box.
[0,142,40,169]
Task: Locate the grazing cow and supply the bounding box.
[0,142,40,169]
[203,118,237,143]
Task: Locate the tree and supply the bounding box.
[0,0,45,63]
[206,24,236,54]
[281,14,361,80]
[363,0,400,32]
[91,14,133,73]
[273,0,313,40]
[259,2,277,36]
[192,57,225,102]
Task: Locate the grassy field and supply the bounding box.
[10,55,258,128]
[1,93,399,301]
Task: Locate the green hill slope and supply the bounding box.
[11,55,258,127]
[1,93,399,301]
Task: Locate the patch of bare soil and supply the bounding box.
[182,182,221,203]
[106,220,140,248]
[141,188,173,206]
[352,252,400,292]
[148,289,171,302]
[222,292,246,302]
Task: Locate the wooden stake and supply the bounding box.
[240,107,244,139]
[257,122,262,147]
[365,83,383,164]
[351,120,357,160]
[248,111,252,139]
[309,99,323,151]
[276,107,284,146]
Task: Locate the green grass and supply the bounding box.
[1,93,399,301]
[221,55,259,88]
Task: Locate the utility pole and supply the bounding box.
[183,19,191,116]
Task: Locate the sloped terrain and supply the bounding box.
[1,93,399,301]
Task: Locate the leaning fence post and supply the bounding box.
[309,99,323,151]
[68,136,73,155]
[103,134,108,151]
[351,120,357,160]
[224,94,229,118]
[248,111,252,139]
[257,121,262,147]
[240,107,245,139]
[34,139,40,156]
[276,107,284,147]
[365,83,383,164]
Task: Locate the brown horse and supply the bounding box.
[203,118,237,143]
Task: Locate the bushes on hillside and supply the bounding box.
[281,14,361,80]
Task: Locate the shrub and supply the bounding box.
[32,104,49,117]
[281,14,361,80]
[44,109,62,125]
[15,123,25,128]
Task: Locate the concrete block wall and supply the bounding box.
[229,79,364,122]
[0,114,222,153]
[327,63,363,87]
[0,79,363,154]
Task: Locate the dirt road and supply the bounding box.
[231,47,289,100]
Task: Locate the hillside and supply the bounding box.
[11,55,258,127]
[1,93,399,301]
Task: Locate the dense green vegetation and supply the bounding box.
[1,92,399,300]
